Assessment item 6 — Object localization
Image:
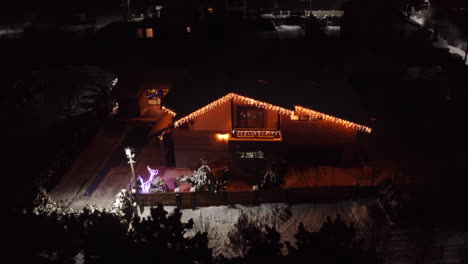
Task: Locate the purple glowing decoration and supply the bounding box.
[137,166,159,193]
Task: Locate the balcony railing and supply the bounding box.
[231,129,281,139]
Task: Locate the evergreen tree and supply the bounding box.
[227,213,284,264]
[286,215,378,264]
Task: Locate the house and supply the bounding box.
[160,88,372,181]
[112,69,183,118]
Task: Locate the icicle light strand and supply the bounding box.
[161,106,176,116]
[294,106,372,133]
[173,93,293,127]
[171,93,371,133]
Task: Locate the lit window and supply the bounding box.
[290,115,299,120]
[147,89,162,105]
[299,115,309,121]
[236,151,264,159]
[148,98,161,105]
[146,28,154,38]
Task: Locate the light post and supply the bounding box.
[125,147,137,192]
[464,39,468,63]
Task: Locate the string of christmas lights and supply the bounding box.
[161,106,176,116]
[294,106,372,133]
[232,129,281,138]
[174,93,293,127]
[231,94,294,116]
[171,93,371,133]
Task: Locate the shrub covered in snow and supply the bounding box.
[378,179,402,221]
[259,160,285,190]
[149,177,170,193]
[111,189,135,222]
[176,156,229,193]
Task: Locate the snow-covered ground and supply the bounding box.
[16,66,117,128]
[141,199,388,257]
[407,13,467,67]
[448,45,468,66]
[409,15,425,26]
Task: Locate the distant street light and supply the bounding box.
[125,147,137,192]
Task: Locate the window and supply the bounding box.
[237,107,265,128]
[136,28,143,38]
[236,151,264,159]
[145,28,154,38]
[290,115,323,121]
[147,89,165,105]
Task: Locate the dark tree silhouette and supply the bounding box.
[286,215,378,264]
[227,212,284,264]
[12,189,213,264]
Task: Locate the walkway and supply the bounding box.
[51,121,128,208]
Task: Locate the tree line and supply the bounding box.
[9,188,379,264]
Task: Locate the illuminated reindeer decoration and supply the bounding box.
[137,166,169,193]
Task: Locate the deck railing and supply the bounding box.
[136,186,378,209]
[231,129,281,139]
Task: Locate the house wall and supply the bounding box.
[173,100,283,168]
[174,100,231,167]
[172,129,230,168]
[281,115,358,166]
[191,99,232,131]
[172,97,362,168]
[137,89,148,115]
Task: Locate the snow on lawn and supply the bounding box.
[448,45,468,66]
[141,199,387,257]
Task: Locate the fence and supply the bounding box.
[136,186,378,209]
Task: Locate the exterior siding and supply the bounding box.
[172,129,230,168]
[280,115,358,166]
[171,96,363,168]
[191,100,232,131]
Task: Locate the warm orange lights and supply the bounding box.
[232,129,281,138]
[146,28,154,38]
[216,133,229,141]
[161,106,176,116]
[294,106,372,133]
[170,93,371,133]
[173,93,293,128]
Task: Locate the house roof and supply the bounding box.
[164,87,372,133]
[112,68,184,98]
